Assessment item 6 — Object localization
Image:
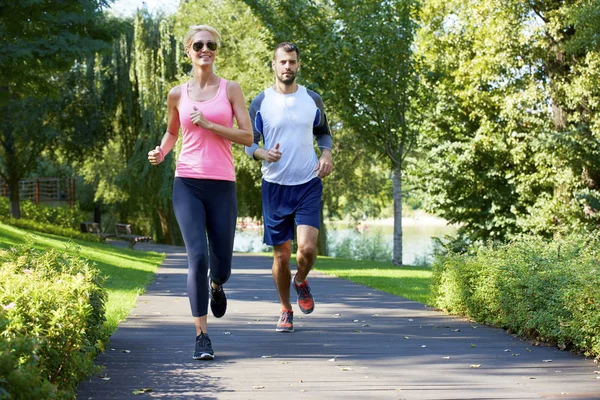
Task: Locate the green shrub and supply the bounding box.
[0,198,88,230]
[432,233,600,357]
[0,317,56,399]
[0,244,107,398]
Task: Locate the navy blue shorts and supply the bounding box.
[262,177,322,246]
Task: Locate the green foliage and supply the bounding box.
[431,233,600,357]
[0,244,107,398]
[413,0,600,241]
[78,11,181,244]
[323,123,393,221]
[0,0,114,218]
[0,317,56,399]
[0,198,99,241]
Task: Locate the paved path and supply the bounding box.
[77,244,600,400]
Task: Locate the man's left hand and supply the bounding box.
[315,149,333,178]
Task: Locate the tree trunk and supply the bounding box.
[93,201,102,224]
[8,177,20,219]
[392,163,403,266]
[158,208,176,245]
[317,201,328,256]
[3,125,21,219]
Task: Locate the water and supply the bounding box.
[233,217,457,265]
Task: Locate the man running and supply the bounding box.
[245,42,333,332]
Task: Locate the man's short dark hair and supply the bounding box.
[273,42,299,59]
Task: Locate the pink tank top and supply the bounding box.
[176,78,235,181]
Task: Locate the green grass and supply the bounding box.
[313,256,433,305]
[0,222,164,337]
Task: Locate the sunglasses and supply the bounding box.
[192,41,218,52]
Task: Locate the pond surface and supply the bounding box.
[233,217,457,265]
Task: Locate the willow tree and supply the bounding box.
[242,0,420,265]
[80,11,181,243]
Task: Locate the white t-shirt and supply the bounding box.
[245,85,332,186]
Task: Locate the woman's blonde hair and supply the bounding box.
[184,25,222,50]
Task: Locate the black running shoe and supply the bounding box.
[193,333,214,360]
[210,283,227,318]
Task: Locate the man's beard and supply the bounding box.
[277,72,296,85]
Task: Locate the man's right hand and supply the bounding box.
[265,143,282,163]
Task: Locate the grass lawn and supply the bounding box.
[0,222,164,337]
[314,256,433,305]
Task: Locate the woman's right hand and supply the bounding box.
[148,146,164,165]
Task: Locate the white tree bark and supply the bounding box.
[392,163,403,266]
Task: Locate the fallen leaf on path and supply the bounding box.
[132,388,153,395]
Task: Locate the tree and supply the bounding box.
[413,0,600,241]
[0,0,112,218]
[79,11,182,243]
[242,0,420,264]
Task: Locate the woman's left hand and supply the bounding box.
[190,106,213,129]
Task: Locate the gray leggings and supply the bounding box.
[173,177,237,317]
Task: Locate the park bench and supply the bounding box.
[115,223,152,249]
[80,222,115,240]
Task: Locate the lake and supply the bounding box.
[233,215,457,265]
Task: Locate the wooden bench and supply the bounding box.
[115,223,152,249]
[80,222,115,240]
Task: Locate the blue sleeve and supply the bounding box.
[307,89,332,151]
[245,92,265,158]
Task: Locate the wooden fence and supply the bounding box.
[0,178,76,206]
